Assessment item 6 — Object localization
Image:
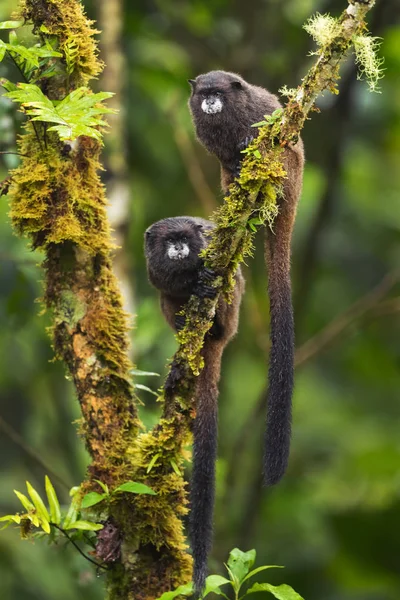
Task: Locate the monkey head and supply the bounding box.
[144,217,213,296]
[188,71,248,118]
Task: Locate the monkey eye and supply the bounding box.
[181,236,188,243]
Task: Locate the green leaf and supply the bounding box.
[14,490,35,512]
[94,479,109,495]
[170,459,181,476]
[7,44,39,66]
[81,492,107,509]
[156,582,193,600]
[45,476,61,525]
[227,548,256,584]
[4,84,115,143]
[26,481,50,523]
[40,517,51,534]
[253,150,262,159]
[40,24,50,33]
[114,481,157,495]
[203,575,231,597]
[242,566,284,584]
[8,30,17,45]
[0,78,17,92]
[131,369,160,377]
[62,491,81,528]
[0,516,16,530]
[64,520,103,532]
[0,41,6,62]
[27,513,40,528]
[0,20,24,29]
[135,383,159,396]
[246,583,304,600]
[146,453,161,474]
[251,120,268,127]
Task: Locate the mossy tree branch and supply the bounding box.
[158,0,378,414]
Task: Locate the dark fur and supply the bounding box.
[144,216,244,595]
[189,71,304,486]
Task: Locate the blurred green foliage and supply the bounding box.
[0,0,399,599]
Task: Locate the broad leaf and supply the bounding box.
[157,582,193,600]
[81,492,107,509]
[115,481,156,495]
[45,476,61,525]
[64,520,103,532]
[227,548,256,584]
[246,583,305,600]
[203,574,231,597]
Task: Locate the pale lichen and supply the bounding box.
[353,34,384,92]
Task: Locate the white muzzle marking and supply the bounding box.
[201,97,223,114]
[168,242,190,260]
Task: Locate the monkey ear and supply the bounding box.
[188,79,196,88]
[231,80,242,90]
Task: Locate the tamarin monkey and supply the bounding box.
[144,216,244,595]
[188,70,304,487]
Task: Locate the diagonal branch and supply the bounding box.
[159,0,378,418]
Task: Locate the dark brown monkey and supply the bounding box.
[144,216,244,596]
[188,71,304,486]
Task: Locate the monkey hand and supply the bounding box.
[233,136,255,179]
[195,267,218,299]
[174,313,186,331]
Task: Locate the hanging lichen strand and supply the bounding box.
[7,1,192,598]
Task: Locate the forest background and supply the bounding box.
[0,0,399,599]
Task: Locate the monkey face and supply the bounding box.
[188,71,245,119]
[144,217,211,278]
[166,237,190,261]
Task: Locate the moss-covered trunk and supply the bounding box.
[9,1,192,598]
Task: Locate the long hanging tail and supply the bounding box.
[190,344,222,597]
[263,222,295,486]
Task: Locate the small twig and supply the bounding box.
[51,523,109,570]
[0,415,71,491]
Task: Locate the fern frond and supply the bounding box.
[3,83,115,142]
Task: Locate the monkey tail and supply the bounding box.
[263,223,294,486]
[190,344,222,597]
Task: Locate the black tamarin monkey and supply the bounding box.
[144,216,244,595]
[188,70,304,486]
